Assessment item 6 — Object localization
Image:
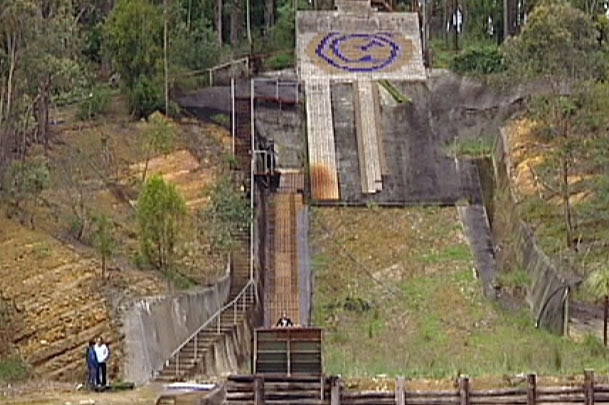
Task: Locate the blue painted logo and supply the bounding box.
[315,32,401,72]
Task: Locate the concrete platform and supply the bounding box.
[297,11,426,82]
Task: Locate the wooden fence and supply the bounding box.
[226,371,609,405]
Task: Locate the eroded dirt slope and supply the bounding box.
[0,100,232,382]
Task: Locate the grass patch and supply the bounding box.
[165,270,198,290]
[311,206,609,379]
[378,80,411,104]
[32,242,52,259]
[265,51,295,70]
[210,113,229,127]
[449,137,494,158]
[0,356,29,383]
[497,268,532,288]
[416,244,471,264]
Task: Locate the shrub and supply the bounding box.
[266,52,295,70]
[451,46,505,75]
[129,76,165,119]
[0,356,28,383]
[137,176,187,270]
[78,85,112,120]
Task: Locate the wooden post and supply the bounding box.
[459,376,470,405]
[527,374,537,405]
[320,376,325,401]
[254,375,265,405]
[331,376,341,405]
[585,369,595,405]
[396,376,405,405]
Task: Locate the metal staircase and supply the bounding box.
[153,235,255,382]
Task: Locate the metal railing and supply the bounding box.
[177,57,250,86]
[152,278,256,379]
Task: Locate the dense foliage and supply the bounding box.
[450,46,505,75]
[137,175,187,271]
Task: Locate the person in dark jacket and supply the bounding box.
[86,340,98,390]
[276,311,294,327]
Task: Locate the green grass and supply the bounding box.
[497,268,532,289]
[311,207,609,379]
[447,137,494,159]
[429,37,500,71]
[210,113,229,127]
[0,356,29,383]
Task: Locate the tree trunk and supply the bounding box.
[187,0,192,31]
[562,155,573,248]
[36,78,50,154]
[142,151,150,182]
[163,0,169,115]
[215,0,223,44]
[603,295,609,347]
[264,0,275,32]
[101,254,106,280]
[6,34,17,124]
[230,0,243,46]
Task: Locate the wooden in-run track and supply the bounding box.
[266,190,304,327]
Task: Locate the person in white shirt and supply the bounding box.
[94,337,109,388]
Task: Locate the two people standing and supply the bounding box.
[86,337,110,390]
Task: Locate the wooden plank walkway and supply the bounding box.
[305,79,340,201]
[355,79,383,194]
[277,170,305,194]
[269,192,303,326]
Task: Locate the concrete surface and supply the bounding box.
[296,11,426,81]
[197,312,253,378]
[121,271,231,385]
[305,79,340,200]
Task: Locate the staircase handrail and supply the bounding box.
[176,57,250,79]
[153,278,255,378]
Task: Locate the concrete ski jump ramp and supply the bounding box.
[297,5,426,201]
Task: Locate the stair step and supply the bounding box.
[225,401,326,405]
[156,396,177,405]
[177,348,209,357]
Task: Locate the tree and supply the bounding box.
[103,0,164,114]
[137,175,186,271]
[2,158,50,228]
[503,0,605,249]
[22,3,86,152]
[141,111,175,182]
[586,267,609,346]
[92,214,115,280]
[199,174,249,253]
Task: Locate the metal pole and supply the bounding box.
[503,0,509,40]
[246,0,252,47]
[231,78,236,155]
[453,0,459,51]
[422,0,427,64]
[250,79,255,282]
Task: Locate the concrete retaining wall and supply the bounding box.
[121,270,231,385]
[198,308,256,377]
[490,128,573,335]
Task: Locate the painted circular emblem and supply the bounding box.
[315,32,401,72]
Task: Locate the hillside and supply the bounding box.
[0,97,234,382]
[310,206,609,384]
[506,118,609,286]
